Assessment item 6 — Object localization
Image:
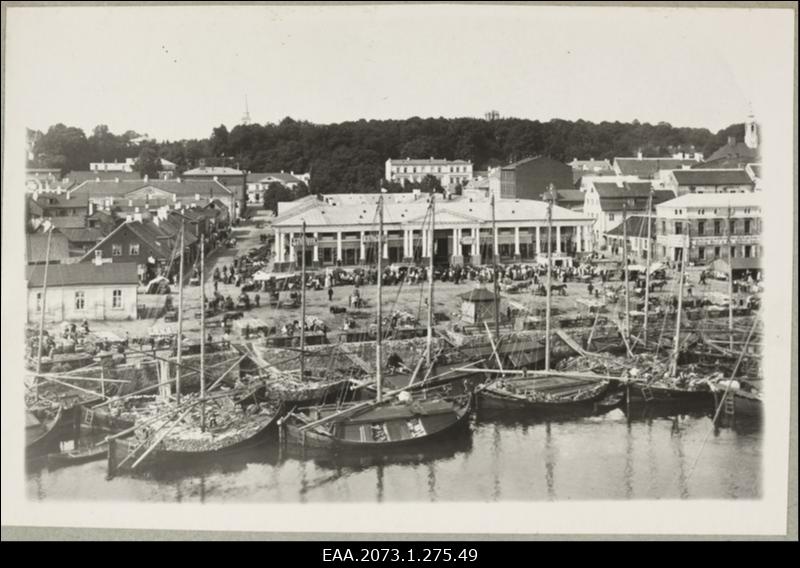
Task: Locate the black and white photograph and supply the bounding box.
[1,2,796,540]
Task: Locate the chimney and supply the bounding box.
[128,199,133,207]
[115,177,120,183]
[195,193,200,201]
[172,193,177,202]
[728,136,736,146]
[95,176,100,182]
[177,177,182,183]
[135,206,140,213]
[126,214,133,222]
[133,212,143,222]
[637,150,643,160]
[213,176,218,182]
[143,174,149,183]
[88,201,94,216]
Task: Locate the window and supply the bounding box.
[675,221,683,235]
[74,291,85,310]
[744,245,752,258]
[129,243,140,256]
[730,247,736,258]
[744,219,751,234]
[112,244,122,256]
[698,220,705,235]
[698,246,705,260]
[729,219,736,235]
[112,289,122,309]
[714,246,720,258]
[714,220,721,236]
[689,186,696,193]
[608,213,615,221]
[661,221,666,234]
[36,292,42,312]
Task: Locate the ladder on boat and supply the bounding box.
[82,406,95,427]
[339,344,374,375]
[640,385,654,402]
[723,393,736,416]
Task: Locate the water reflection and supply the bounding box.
[26,400,761,503]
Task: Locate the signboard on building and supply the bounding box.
[291,237,318,247]
[460,236,474,245]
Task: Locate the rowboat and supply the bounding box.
[26,405,68,456]
[476,375,611,411]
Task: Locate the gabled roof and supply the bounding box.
[614,157,699,177]
[593,181,655,198]
[26,232,71,264]
[31,192,91,209]
[605,215,656,237]
[671,169,753,186]
[42,215,87,230]
[252,172,304,185]
[26,262,139,288]
[569,159,613,171]
[598,190,674,212]
[502,155,566,170]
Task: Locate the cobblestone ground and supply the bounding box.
[31,208,750,345]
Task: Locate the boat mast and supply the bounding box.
[727,203,734,350]
[622,202,630,344]
[176,218,185,405]
[490,193,500,343]
[545,185,554,372]
[200,237,206,432]
[300,220,307,381]
[426,194,435,368]
[376,197,384,403]
[670,225,690,377]
[643,189,653,347]
[34,224,54,402]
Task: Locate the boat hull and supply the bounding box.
[281,396,473,451]
[477,380,611,412]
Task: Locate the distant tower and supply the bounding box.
[241,95,251,126]
[744,113,759,149]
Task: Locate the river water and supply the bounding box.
[27,402,761,503]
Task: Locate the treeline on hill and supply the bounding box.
[28,117,745,194]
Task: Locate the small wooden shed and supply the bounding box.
[459,287,499,325]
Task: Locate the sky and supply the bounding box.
[4,4,796,141]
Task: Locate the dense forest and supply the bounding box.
[27,117,745,194]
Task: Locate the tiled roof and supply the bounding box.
[614,158,698,177]
[43,216,87,229]
[254,172,304,184]
[502,155,559,170]
[656,192,762,209]
[31,192,91,208]
[605,215,657,237]
[569,159,613,171]
[671,169,753,186]
[598,190,674,212]
[56,227,105,244]
[26,232,71,264]
[26,261,139,288]
[593,181,655,198]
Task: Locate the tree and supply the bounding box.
[34,123,90,174]
[210,125,229,157]
[133,145,160,178]
[419,174,443,194]
[262,182,294,214]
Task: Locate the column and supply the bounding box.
[577,226,583,253]
[493,225,499,256]
[288,232,296,262]
[313,232,319,263]
[383,230,388,259]
[404,229,411,259]
[336,231,343,262]
[555,226,562,254]
[359,230,366,261]
[514,226,521,258]
[275,231,283,262]
[535,226,541,255]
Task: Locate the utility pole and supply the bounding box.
[490,193,500,343]
[376,197,384,403]
[643,189,653,347]
[545,184,554,372]
[426,195,435,368]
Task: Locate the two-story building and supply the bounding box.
[488,156,573,201]
[385,158,473,187]
[654,192,762,264]
[613,154,701,179]
[246,171,308,204]
[582,179,674,248]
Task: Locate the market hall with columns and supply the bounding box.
[270,193,595,270]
